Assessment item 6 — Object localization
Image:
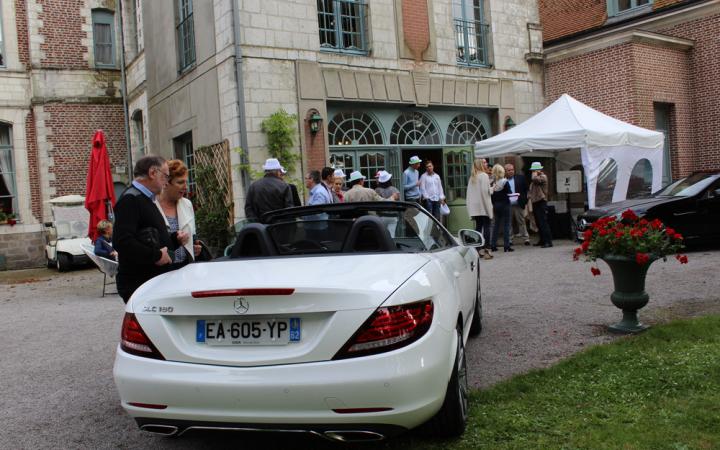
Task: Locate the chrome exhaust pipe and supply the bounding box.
[139,424,179,436]
[323,430,385,442]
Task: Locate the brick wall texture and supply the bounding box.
[545,12,720,178]
[43,104,126,197]
[38,0,88,69]
[304,110,327,174]
[25,111,43,221]
[15,0,31,68]
[402,0,431,61]
[540,0,690,42]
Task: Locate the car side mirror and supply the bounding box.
[713,188,720,198]
[458,229,485,248]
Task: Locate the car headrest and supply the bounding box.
[229,223,276,258]
[342,216,395,253]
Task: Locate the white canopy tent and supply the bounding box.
[474,94,664,209]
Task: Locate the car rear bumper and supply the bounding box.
[113,326,455,433]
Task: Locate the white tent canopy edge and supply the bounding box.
[474,94,664,209]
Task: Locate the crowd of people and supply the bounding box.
[96,153,554,302]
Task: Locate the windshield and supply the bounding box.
[654,173,720,197]
[253,202,456,256]
[51,205,89,238]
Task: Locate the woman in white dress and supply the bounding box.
[466,159,494,259]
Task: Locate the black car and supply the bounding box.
[577,171,720,245]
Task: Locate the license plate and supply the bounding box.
[196,318,301,345]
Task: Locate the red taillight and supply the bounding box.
[120,313,165,360]
[333,300,433,360]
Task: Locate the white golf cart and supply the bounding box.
[45,195,92,272]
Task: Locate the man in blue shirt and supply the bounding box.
[403,155,422,204]
[305,170,333,205]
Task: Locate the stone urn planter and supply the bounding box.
[601,254,658,334]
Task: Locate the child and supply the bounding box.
[94,220,118,260]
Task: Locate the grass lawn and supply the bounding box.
[382,315,720,450]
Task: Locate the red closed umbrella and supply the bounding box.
[85,130,116,242]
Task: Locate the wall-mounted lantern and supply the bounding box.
[504,116,516,130]
[309,112,323,135]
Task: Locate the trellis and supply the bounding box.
[193,140,233,228]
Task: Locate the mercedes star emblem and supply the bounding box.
[234,298,249,314]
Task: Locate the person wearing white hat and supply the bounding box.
[374,170,400,200]
[344,171,385,202]
[244,158,294,222]
[403,156,423,204]
[528,161,553,248]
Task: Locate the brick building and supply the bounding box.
[129,0,545,233]
[540,0,720,192]
[0,0,128,269]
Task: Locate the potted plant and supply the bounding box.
[573,209,688,333]
[0,209,16,226]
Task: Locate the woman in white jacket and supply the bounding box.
[156,159,201,268]
[466,158,494,259]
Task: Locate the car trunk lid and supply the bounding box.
[128,254,429,366]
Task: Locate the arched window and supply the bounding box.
[446,114,488,145]
[0,122,17,217]
[327,112,384,146]
[390,112,441,145]
[595,158,618,207]
[627,159,653,199]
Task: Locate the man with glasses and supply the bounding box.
[114,155,184,303]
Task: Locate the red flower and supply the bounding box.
[7,218,16,226]
[591,267,601,276]
[583,229,593,240]
[574,247,583,255]
[650,219,663,229]
[621,209,639,222]
[678,255,688,264]
[581,240,590,251]
[665,227,676,237]
[635,252,650,265]
[615,231,624,239]
[599,229,608,237]
[674,233,683,241]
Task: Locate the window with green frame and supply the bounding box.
[176,0,196,72]
[329,150,387,190]
[173,132,195,193]
[317,0,369,55]
[607,0,652,16]
[444,151,471,202]
[453,0,491,66]
[0,123,17,217]
[92,9,115,67]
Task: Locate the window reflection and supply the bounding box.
[595,158,617,207]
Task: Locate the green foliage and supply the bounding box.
[373,315,720,450]
[193,150,233,253]
[261,109,299,174]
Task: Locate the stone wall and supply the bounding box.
[0,228,46,270]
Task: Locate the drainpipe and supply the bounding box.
[231,0,251,195]
[117,0,133,182]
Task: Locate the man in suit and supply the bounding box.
[114,155,180,303]
[505,163,530,246]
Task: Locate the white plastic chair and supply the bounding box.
[81,244,119,297]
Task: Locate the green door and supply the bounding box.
[443,147,474,234]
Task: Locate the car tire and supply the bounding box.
[56,253,70,272]
[422,325,468,437]
[469,273,482,337]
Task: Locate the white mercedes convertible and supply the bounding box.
[113,201,484,443]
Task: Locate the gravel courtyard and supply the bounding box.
[1,240,718,449]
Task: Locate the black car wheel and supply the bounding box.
[56,253,71,272]
[422,325,469,437]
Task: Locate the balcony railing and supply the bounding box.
[454,19,491,67]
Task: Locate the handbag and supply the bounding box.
[440,203,451,216]
[194,239,214,262]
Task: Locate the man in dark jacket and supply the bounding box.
[505,163,530,246]
[114,155,184,303]
[244,158,294,222]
